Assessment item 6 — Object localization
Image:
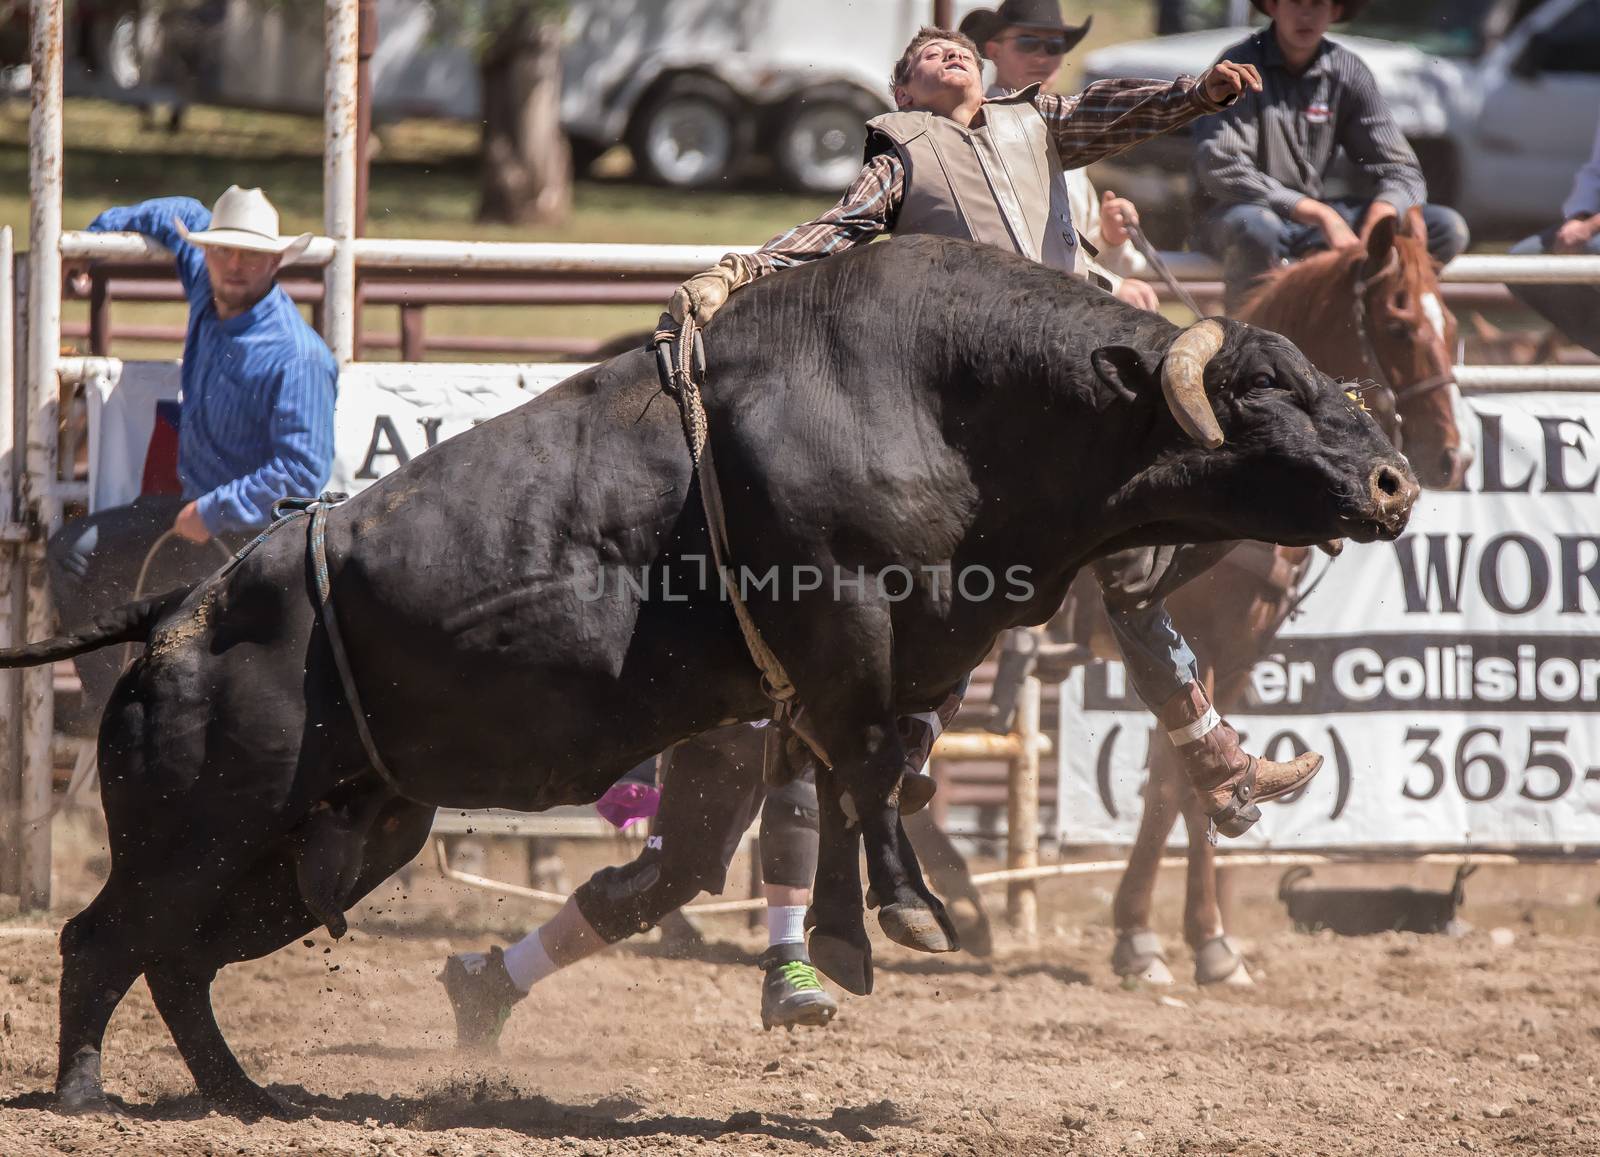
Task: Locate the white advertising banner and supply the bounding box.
[323,363,582,497]
[86,361,589,512]
[1058,392,1600,849]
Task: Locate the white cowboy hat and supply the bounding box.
[174,186,314,264]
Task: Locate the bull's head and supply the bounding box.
[1094,318,1419,546]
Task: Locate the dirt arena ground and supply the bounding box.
[4,819,1600,1155]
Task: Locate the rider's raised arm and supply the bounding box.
[1039,75,1225,172]
[670,149,904,325]
[724,149,904,283]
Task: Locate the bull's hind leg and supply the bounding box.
[145,964,283,1117]
[56,892,145,1113]
[144,795,435,1115]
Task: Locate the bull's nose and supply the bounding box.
[1370,462,1420,523]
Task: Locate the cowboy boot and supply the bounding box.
[1159,681,1323,838]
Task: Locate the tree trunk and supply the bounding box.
[1156,0,1189,36]
[478,12,571,226]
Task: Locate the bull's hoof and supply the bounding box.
[210,1079,291,1120]
[1194,935,1252,987]
[55,1086,120,1117]
[897,770,937,816]
[807,931,873,996]
[878,900,960,954]
[55,1092,120,1117]
[56,1048,116,1116]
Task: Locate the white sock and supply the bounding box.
[767,905,807,948]
[501,928,559,992]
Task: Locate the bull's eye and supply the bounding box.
[1249,373,1275,392]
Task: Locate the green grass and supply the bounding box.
[0,96,835,358]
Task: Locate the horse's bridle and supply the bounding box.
[1347,257,1456,435]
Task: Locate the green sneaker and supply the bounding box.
[438,946,525,1051]
[759,944,838,1031]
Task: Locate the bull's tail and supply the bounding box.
[0,585,193,669]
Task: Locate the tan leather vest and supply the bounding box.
[868,85,1083,276]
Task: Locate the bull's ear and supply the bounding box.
[1090,345,1153,407]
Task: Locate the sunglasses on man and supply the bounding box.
[1001,33,1071,55]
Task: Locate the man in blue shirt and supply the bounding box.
[49,185,337,722]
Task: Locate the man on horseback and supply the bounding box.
[1192,0,1471,310]
[668,25,1319,842]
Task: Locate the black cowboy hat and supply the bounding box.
[1249,0,1371,19]
[960,0,1092,55]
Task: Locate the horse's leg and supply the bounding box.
[1110,735,1180,985]
[1177,755,1252,987]
[56,885,146,1114]
[903,809,993,957]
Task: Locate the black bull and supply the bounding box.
[6,236,1417,1114]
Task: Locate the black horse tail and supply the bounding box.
[0,585,193,669]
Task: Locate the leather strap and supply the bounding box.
[653,316,822,761]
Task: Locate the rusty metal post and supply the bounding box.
[0,226,19,897]
[88,271,111,356]
[353,0,376,360]
[22,0,66,911]
[1006,675,1041,939]
[398,304,427,361]
[355,0,375,233]
[324,0,360,364]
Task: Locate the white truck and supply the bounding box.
[100,0,980,195]
[1081,0,1600,241]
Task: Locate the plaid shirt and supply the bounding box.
[728,76,1225,282]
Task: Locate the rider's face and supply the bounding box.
[894,40,985,115]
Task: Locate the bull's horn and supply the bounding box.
[1161,319,1227,449]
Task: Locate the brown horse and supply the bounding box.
[1108,209,1470,985]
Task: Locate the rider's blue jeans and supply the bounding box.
[1104,596,1199,713]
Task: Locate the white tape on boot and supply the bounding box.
[1166,705,1221,747]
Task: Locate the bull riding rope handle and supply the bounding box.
[651,315,810,736]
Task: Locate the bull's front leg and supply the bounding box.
[806,717,960,996]
[806,761,873,995]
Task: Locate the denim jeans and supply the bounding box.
[1103,597,1199,713]
[1202,197,1472,310]
[1509,228,1600,358]
[46,495,243,725]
